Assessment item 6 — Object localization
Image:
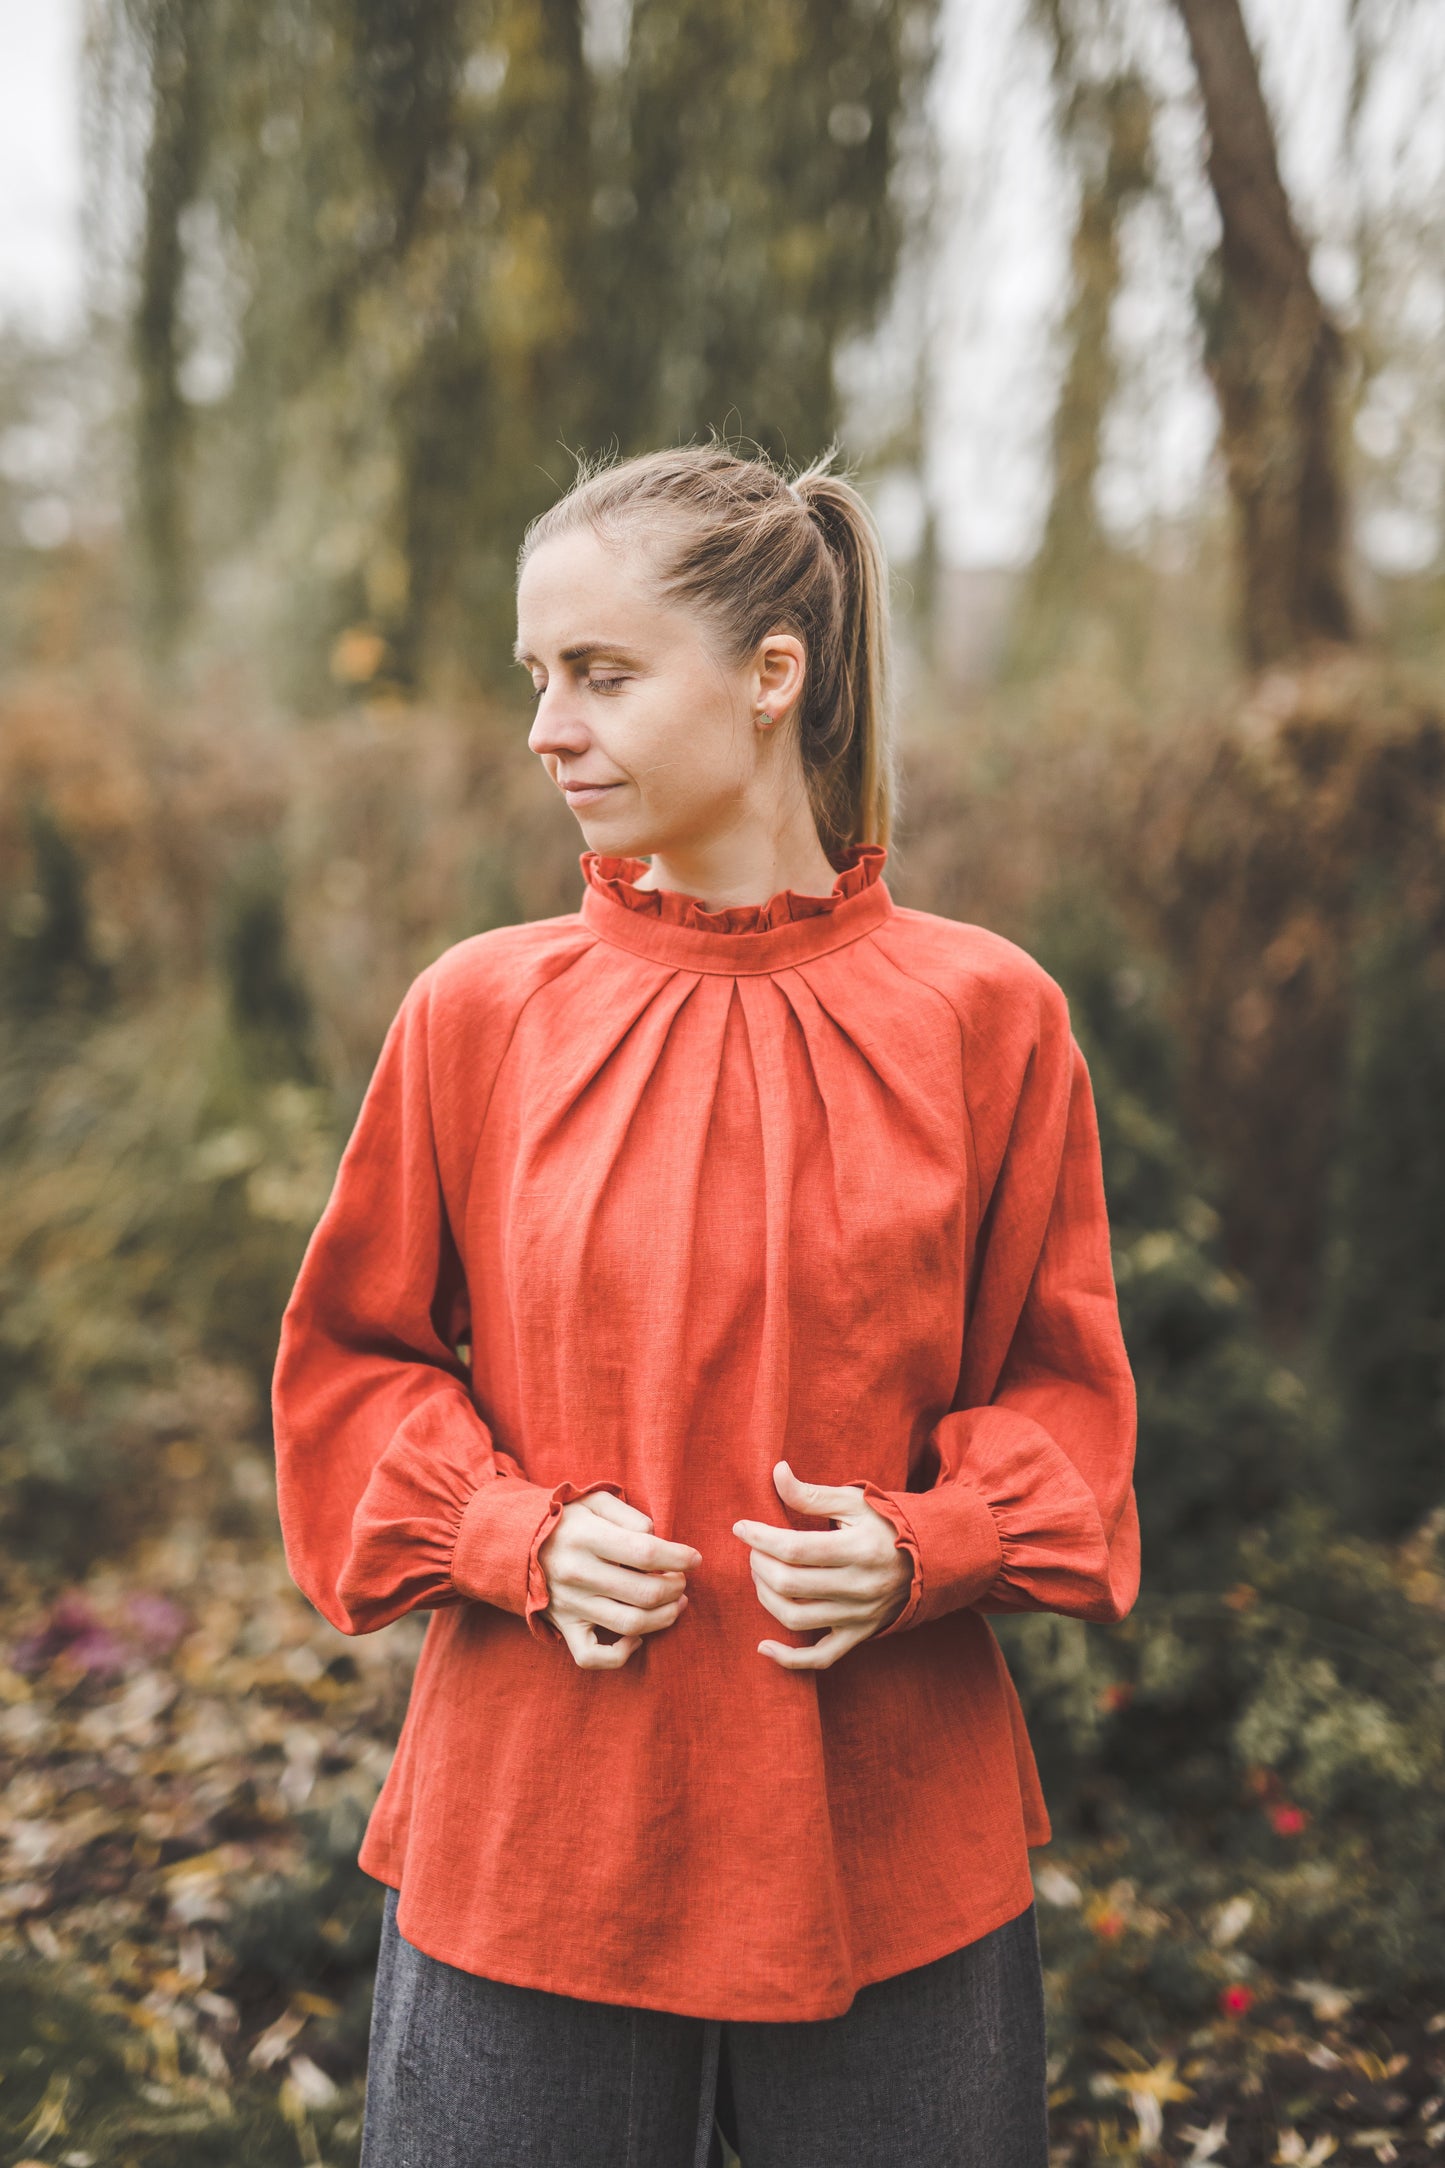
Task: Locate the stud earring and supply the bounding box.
[754,706,775,729]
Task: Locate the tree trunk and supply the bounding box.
[1011,61,1154,672]
[133,0,207,664]
[1172,0,1355,667]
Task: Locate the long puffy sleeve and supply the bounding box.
[864,965,1140,1635]
[271,965,588,1639]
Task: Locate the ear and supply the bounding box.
[753,630,807,720]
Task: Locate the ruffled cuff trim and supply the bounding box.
[449,1474,624,1642]
[520,1479,625,1643]
[852,1482,926,1638]
[852,1475,1005,1634]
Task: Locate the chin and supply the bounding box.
[575,813,654,859]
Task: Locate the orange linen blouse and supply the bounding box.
[271,840,1140,2022]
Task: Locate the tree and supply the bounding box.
[90,0,941,698]
[130,0,208,663]
[1010,0,1155,672]
[1172,0,1356,666]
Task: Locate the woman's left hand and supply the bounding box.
[732,1461,912,1670]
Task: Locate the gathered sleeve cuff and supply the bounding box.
[860,1407,1136,1636]
[338,1402,625,1640]
[851,1476,1000,1636]
[861,972,1140,1639]
[451,1475,625,1641]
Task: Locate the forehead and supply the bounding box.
[515,527,660,649]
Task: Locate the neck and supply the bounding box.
[632,811,841,910]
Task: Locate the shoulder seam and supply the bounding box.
[859,928,980,1234]
[426,924,602,1226]
[883,904,1062,993]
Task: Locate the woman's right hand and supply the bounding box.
[539,1491,701,1670]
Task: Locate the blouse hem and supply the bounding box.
[355,1856,1044,2023]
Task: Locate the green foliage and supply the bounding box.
[95,0,941,694]
[619,0,929,446]
[1,793,114,1018]
[1027,880,1317,1592]
[0,985,338,1572]
[998,879,1445,2048]
[1318,891,1445,1539]
[1121,682,1445,1345]
[216,846,319,1087]
[1013,1509,1445,2140]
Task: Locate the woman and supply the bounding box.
[271,441,1141,2168]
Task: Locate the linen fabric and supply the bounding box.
[271,841,1141,2022]
[360,1882,1049,2168]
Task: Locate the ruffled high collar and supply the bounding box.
[577,842,894,978]
[580,842,888,934]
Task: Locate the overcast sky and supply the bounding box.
[0,2,85,340]
[1,0,1439,571]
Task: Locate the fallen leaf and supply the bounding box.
[249,2007,307,2069]
[287,2052,340,2106]
[1179,2120,1229,2165]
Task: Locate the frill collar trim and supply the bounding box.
[579,842,887,935]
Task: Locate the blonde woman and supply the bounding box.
[272,441,1140,2168]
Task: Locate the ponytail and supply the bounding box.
[789,453,896,860]
[518,434,899,864]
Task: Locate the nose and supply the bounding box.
[527,682,592,762]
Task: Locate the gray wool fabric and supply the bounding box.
[359,1884,1049,2168]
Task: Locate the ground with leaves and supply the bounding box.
[0,1500,412,2165]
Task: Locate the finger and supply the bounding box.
[772,1460,868,1522]
[570,1560,689,1609]
[585,1593,688,1639]
[750,1579,861,1632]
[558,1617,640,1671]
[747,1549,871,1600]
[758,1624,871,1671]
[584,1491,655,1533]
[586,1520,703,1574]
[731,1520,862,1567]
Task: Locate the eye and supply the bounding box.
[588,675,628,694]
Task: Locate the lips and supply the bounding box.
[563,781,622,805]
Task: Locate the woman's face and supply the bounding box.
[515,525,805,859]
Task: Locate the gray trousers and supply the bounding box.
[359,1885,1050,2168]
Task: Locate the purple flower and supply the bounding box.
[12,1590,105,1674]
[124,1591,187,1652]
[12,1589,140,1676]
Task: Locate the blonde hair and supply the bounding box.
[517,436,897,864]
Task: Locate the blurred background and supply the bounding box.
[1,1,1443,2162]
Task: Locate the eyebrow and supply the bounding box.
[511,638,646,667]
